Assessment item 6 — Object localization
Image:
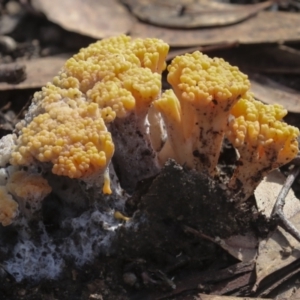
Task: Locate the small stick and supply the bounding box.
[271,165,300,242]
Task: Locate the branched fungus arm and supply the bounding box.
[226,93,299,201]
[0,186,18,226]
[155,51,250,175]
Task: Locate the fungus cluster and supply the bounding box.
[0,35,298,227]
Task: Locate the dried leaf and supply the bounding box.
[0,55,69,90]
[131,11,300,47]
[254,169,300,219]
[254,170,300,291]
[244,45,300,74]
[195,294,271,300]
[291,287,300,300]
[250,73,300,113]
[166,42,238,61]
[31,0,133,39]
[255,249,300,296]
[221,234,258,262]
[184,226,257,262]
[124,0,272,28]
[132,262,255,300]
[208,272,254,296]
[271,276,300,300]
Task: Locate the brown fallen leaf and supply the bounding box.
[255,258,300,297]
[0,55,69,90]
[195,296,271,300]
[184,225,258,263]
[251,170,300,296]
[131,11,300,47]
[270,274,300,300]
[131,262,255,300]
[216,44,300,75]
[206,272,254,296]
[166,41,238,61]
[291,286,300,300]
[249,73,300,113]
[124,0,273,29]
[30,0,133,39]
[254,169,300,219]
[221,234,258,263]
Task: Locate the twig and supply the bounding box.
[271,165,300,242]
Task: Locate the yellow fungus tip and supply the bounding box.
[114,211,131,222]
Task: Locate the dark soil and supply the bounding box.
[0,160,268,300]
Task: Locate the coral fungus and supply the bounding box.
[0,34,298,223]
[0,34,299,286]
